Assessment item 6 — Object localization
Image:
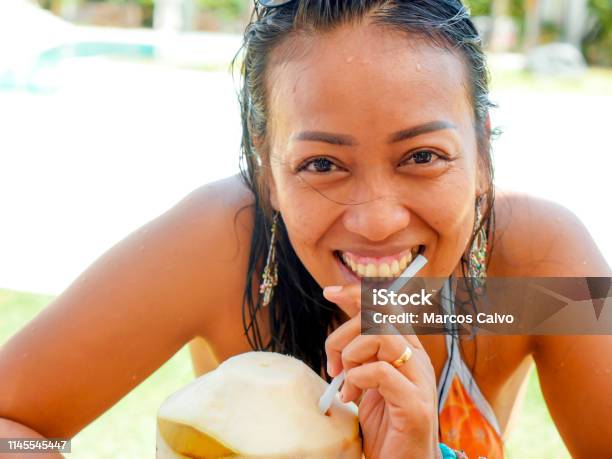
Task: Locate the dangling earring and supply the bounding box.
[468,195,488,292]
[259,212,279,307]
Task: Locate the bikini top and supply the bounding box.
[437,279,504,459]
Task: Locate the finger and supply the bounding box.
[324,285,426,350]
[339,333,409,402]
[377,318,426,353]
[342,361,418,407]
[323,284,362,317]
[397,329,425,352]
[325,308,426,379]
[325,314,361,377]
[380,330,435,389]
[341,334,430,388]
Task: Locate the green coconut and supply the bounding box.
[156,351,362,458]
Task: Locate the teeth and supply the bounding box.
[390,259,400,276]
[340,247,423,278]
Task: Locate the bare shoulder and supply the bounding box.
[492,190,612,455]
[486,190,612,451]
[0,174,255,438]
[162,174,256,331]
[490,188,610,277]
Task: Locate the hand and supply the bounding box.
[324,284,441,459]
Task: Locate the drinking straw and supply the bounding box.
[318,254,428,414]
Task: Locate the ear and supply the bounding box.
[268,177,280,211]
[253,135,280,212]
[475,163,488,197]
[485,111,491,134]
[475,113,492,197]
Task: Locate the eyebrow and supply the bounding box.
[292,120,456,146]
[388,120,457,143]
[292,131,357,146]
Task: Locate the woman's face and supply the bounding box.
[266,22,484,286]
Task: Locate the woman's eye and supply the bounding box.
[412,150,433,164]
[401,149,441,166]
[300,157,339,173]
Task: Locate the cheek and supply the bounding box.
[277,191,339,286]
[271,168,335,256]
[431,180,474,230]
[420,165,477,264]
[429,140,479,228]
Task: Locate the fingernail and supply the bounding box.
[326,360,333,376]
[324,285,343,296]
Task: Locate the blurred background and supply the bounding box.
[0,0,610,457]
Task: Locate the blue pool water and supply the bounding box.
[0,42,156,92]
[37,42,155,64]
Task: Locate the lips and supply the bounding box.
[335,245,424,278]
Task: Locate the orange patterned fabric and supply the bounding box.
[438,375,504,459]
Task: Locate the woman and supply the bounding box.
[0,1,610,458]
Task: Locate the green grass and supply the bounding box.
[504,367,570,458]
[0,289,570,458]
[0,289,194,458]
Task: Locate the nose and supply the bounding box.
[342,194,411,242]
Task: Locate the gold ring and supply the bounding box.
[391,345,413,368]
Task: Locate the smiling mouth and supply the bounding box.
[335,245,425,278]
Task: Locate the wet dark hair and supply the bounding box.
[234,0,496,379]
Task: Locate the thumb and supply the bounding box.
[323,284,362,317]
